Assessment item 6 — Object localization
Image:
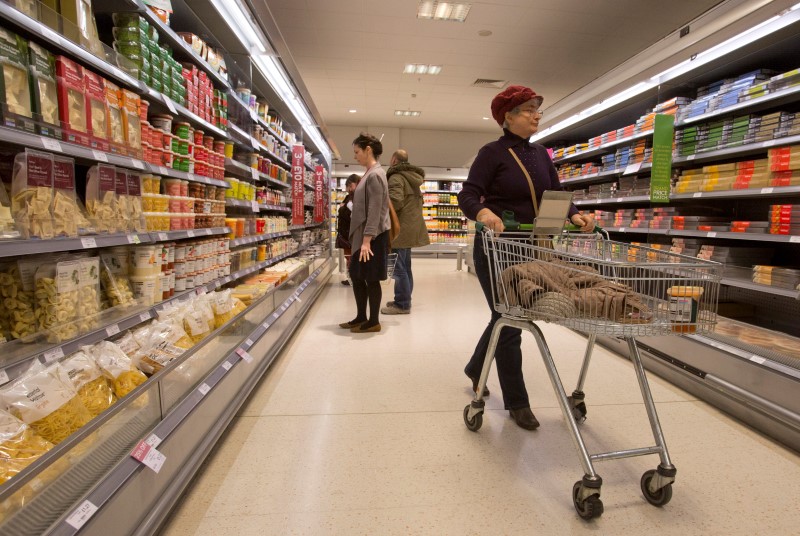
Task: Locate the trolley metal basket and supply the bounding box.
[386,252,398,279]
[463,229,722,519]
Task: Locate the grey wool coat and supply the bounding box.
[386,163,430,249]
[349,165,391,251]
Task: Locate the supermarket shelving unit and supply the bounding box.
[0,2,333,534]
[539,15,800,451]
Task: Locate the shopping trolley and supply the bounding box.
[463,228,721,519]
[386,252,398,278]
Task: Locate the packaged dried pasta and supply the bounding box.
[211,289,236,329]
[99,250,135,307]
[182,307,211,344]
[86,340,147,398]
[120,89,141,152]
[0,180,20,239]
[115,168,132,232]
[0,29,34,131]
[60,350,116,417]
[34,258,80,342]
[86,163,121,233]
[104,80,125,146]
[27,42,60,138]
[84,69,109,148]
[11,149,55,239]
[1,259,38,341]
[132,319,189,374]
[55,56,88,145]
[76,256,100,334]
[52,155,92,237]
[0,361,94,445]
[0,408,54,485]
[125,171,146,233]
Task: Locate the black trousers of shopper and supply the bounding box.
[351,278,381,325]
[464,233,530,410]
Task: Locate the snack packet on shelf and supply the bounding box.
[11,149,55,239]
[60,350,116,417]
[0,408,54,485]
[85,340,147,398]
[0,361,94,445]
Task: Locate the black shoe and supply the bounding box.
[466,373,490,397]
[341,280,351,286]
[509,407,540,430]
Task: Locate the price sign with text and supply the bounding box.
[313,165,325,222]
[291,145,306,225]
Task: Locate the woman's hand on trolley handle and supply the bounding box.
[570,212,596,232]
[476,208,505,233]
[359,236,374,262]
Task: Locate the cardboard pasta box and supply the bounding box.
[27,42,61,139]
[0,28,35,133]
[55,55,89,146]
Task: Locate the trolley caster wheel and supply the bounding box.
[567,396,587,422]
[572,481,603,520]
[641,469,673,507]
[463,405,483,432]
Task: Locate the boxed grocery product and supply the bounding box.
[85,163,120,233]
[0,28,34,133]
[112,12,151,33]
[55,55,89,146]
[59,0,105,58]
[52,154,92,237]
[768,145,800,171]
[11,149,54,239]
[27,42,61,139]
[84,69,110,152]
[103,79,126,154]
[120,89,142,157]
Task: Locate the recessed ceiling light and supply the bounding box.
[417,1,471,22]
[403,63,442,75]
[482,117,489,120]
[395,110,422,117]
[478,30,492,37]
[348,109,357,113]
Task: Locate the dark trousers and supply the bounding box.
[464,234,530,410]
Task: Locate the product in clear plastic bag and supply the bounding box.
[87,340,147,398]
[1,260,38,340]
[11,149,54,239]
[132,319,189,374]
[52,155,92,237]
[114,168,132,232]
[34,258,80,342]
[0,361,94,445]
[85,163,120,233]
[60,350,116,417]
[181,306,211,344]
[99,250,135,307]
[0,181,19,239]
[0,408,54,485]
[76,256,100,334]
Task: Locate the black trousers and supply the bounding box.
[464,234,530,410]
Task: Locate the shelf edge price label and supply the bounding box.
[760,187,774,194]
[92,150,109,162]
[187,173,195,181]
[130,440,166,473]
[43,347,65,363]
[127,234,141,244]
[131,159,145,170]
[707,232,717,237]
[750,355,766,364]
[198,383,211,396]
[145,433,162,448]
[196,286,207,295]
[0,369,9,386]
[235,347,254,363]
[790,236,800,243]
[251,168,259,181]
[618,228,626,233]
[222,361,233,371]
[65,500,99,530]
[157,232,169,241]
[251,201,260,213]
[204,228,213,235]
[165,98,178,114]
[81,237,98,249]
[41,138,62,152]
[693,192,703,198]
[105,324,121,337]
[187,230,196,237]
[139,311,152,322]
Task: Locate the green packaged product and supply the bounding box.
[114,41,150,61]
[27,42,60,138]
[150,77,162,93]
[0,29,34,133]
[112,12,150,32]
[112,27,149,44]
[139,71,151,86]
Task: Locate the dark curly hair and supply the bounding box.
[352,132,383,159]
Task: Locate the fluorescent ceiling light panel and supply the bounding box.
[208,0,269,54]
[403,63,442,75]
[417,1,471,22]
[395,110,422,116]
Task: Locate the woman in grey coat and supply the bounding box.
[339,133,391,333]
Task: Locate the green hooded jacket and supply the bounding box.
[386,162,431,249]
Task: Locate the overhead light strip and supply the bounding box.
[532,5,800,142]
[417,1,471,22]
[395,110,422,116]
[403,63,442,74]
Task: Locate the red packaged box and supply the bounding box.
[55,56,90,146]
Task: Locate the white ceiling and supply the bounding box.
[261,0,723,136]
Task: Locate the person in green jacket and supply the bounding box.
[382,150,430,314]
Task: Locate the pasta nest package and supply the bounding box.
[129,319,190,374]
[0,408,54,485]
[11,149,55,239]
[181,296,215,344]
[86,340,147,398]
[0,260,37,341]
[0,361,94,445]
[61,350,116,417]
[210,289,247,329]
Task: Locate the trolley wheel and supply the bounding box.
[567,395,587,422]
[640,469,673,507]
[463,405,483,432]
[572,481,603,520]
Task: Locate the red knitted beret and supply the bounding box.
[490,85,544,126]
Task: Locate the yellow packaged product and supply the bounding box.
[0,260,38,341]
[0,408,54,485]
[210,289,236,329]
[0,361,93,445]
[60,350,116,417]
[131,319,189,374]
[76,256,101,334]
[86,340,147,398]
[183,307,211,344]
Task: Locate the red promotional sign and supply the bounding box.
[291,145,305,225]
[313,165,324,223]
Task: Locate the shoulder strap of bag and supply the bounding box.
[508,148,539,217]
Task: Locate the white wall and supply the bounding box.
[329,125,496,169]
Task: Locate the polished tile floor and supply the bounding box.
[160,259,800,535]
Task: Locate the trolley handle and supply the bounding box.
[475,221,606,235]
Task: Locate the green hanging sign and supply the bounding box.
[650,114,674,203]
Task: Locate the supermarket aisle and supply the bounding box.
[160,258,799,536]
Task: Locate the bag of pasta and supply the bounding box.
[85,163,121,234]
[52,155,92,237]
[181,305,211,345]
[0,180,19,239]
[133,319,190,374]
[34,258,80,342]
[99,251,135,308]
[86,340,147,398]
[60,350,116,417]
[124,171,146,233]
[0,259,37,341]
[0,361,93,445]
[0,408,54,485]
[75,256,101,334]
[11,149,54,239]
[210,289,236,329]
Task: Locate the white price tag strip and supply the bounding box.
[245,338,254,346]
[760,187,774,194]
[41,138,63,152]
[619,228,626,233]
[616,198,623,203]
[92,150,109,162]
[0,369,9,385]
[187,230,196,237]
[251,168,259,181]
[196,287,207,295]
[750,355,766,364]
[145,434,162,448]
[198,383,211,396]
[222,361,233,371]
[204,228,213,235]
[81,237,98,249]
[236,348,254,363]
[252,201,259,213]
[131,159,145,170]
[43,347,65,363]
[106,324,121,337]
[65,500,98,530]
[165,98,178,114]
[158,232,169,241]
[790,236,800,243]
[139,311,152,322]
[187,173,195,181]
[693,192,703,198]
[160,166,170,175]
[130,441,166,473]
[687,155,696,160]
[295,296,302,303]
[707,232,717,238]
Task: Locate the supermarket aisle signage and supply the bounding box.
[650,114,674,203]
[291,145,305,225]
[314,166,325,222]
